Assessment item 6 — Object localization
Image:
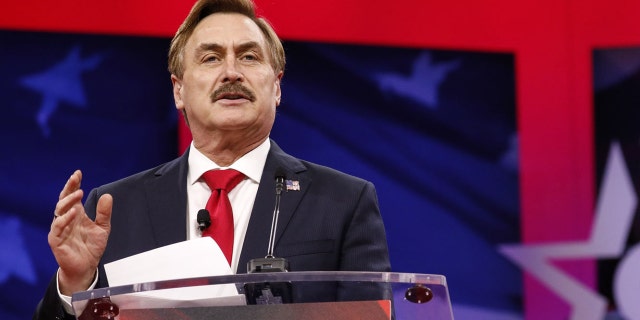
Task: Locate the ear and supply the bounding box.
[171,74,184,111]
[274,71,283,106]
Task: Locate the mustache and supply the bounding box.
[210,82,256,102]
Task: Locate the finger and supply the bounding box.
[54,189,84,218]
[49,206,80,239]
[94,194,113,230]
[59,170,83,201]
[58,170,81,201]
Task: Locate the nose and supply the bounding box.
[222,59,244,83]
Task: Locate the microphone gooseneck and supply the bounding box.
[266,169,285,258]
[244,168,293,305]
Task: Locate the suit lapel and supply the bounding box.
[144,151,190,247]
[238,140,310,273]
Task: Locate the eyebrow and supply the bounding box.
[195,42,224,57]
[235,41,262,53]
[194,41,263,56]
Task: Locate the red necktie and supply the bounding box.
[201,169,245,265]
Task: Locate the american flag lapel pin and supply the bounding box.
[285,179,300,191]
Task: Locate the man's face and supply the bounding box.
[172,13,282,142]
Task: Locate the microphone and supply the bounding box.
[244,168,292,304]
[197,209,211,231]
[247,168,289,273]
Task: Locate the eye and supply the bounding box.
[240,50,261,61]
[240,52,259,61]
[203,54,220,63]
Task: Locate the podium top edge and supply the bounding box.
[72,271,447,301]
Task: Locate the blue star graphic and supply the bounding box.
[0,215,36,285]
[375,51,460,109]
[499,134,519,172]
[20,46,105,137]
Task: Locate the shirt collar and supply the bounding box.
[187,138,270,185]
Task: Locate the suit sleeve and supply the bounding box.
[337,181,392,301]
[339,181,391,272]
[32,275,76,320]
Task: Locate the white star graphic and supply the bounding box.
[20,45,105,137]
[499,141,637,320]
[375,51,460,108]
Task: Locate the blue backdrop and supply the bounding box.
[0,31,520,319]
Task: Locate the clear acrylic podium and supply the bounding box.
[71,271,454,320]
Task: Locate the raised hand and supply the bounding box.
[48,170,113,295]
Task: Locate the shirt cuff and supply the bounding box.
[56,268,99,315]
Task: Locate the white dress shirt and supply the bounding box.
[186,138,270,273]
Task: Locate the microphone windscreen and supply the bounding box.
[197,209,211,230]
[274,167,286,180]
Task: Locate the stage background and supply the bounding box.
[1,0,640,319]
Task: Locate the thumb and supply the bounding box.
[95,193,113,230]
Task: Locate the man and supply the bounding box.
[33,0,391,318]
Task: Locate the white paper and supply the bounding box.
[103,237,246,309]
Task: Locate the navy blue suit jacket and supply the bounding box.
[34,140,391,319]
